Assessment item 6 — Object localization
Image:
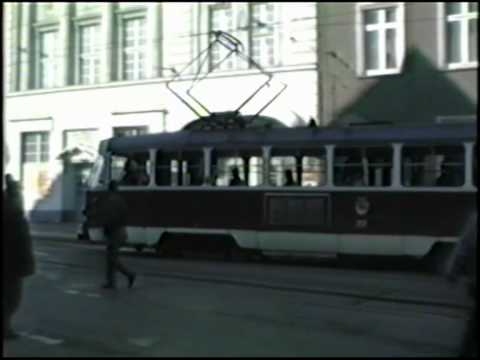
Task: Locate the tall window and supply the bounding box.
[356,3,405,76]
[78,24,100,85]
[22,132,50,163]
[37,30,60,88]
[122,17,146,80]
[251,3,277,68]
[443,2,478,68]
[210,4,235,71]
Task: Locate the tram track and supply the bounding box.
[38,257,472,313]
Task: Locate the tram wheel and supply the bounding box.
[225,244,248,262]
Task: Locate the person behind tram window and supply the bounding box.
[229,166,243,186]
[437,162,453,186]
[135,162,149,186]
[284,169,295,186]
[121,158,148,186]
[351,171,365,186]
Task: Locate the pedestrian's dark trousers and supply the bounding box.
[106,244,133,285]
[3,277,23,332]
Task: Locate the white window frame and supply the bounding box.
[117,10,147,81]
[355,2,405,77]
[250,2,281,68]
[209,3,237,71]
[22,131,50,163]
[74,18,101,85]
[34,25,60,89]
[438,2,478,70]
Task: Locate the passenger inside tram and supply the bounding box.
[121,158,149,186]
[229,166,244,186]
[284,169,296,186]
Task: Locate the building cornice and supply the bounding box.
[5,64,317,98]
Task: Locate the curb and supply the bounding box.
[31,232,79,242]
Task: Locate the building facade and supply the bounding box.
[3,2,477,222]
[317,2,477,125]
[4,2,318,222]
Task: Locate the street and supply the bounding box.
[4,237,473,357]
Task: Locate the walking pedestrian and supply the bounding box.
[3,175,35,340]
[90,180,136,289]
[447,211,477,357]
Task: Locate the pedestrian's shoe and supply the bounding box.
[128,273,136,289]
[102,283,116,289]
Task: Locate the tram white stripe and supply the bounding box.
[19,332,64,345]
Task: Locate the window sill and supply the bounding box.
[444,62,479,71]
[357,67,403,78]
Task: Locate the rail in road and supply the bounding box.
[37,256,472,316]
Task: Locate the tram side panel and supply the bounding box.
[86,189,475,257]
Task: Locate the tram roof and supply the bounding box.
[106,122,476,154]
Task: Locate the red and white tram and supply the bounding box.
[84,116,476,262]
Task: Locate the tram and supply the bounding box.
[82,31,476,264]
[84,117,476,262]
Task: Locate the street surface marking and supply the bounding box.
[19,332,64,345]
[128,338,156,347]
[38,270,61,281]
[86,293,102,298]
[64,289,80,295]
[71,282,92,289]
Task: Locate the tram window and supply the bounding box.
[302,154,327,187]
[155,151,203,186]
[334,147,392,187]
[473,144,477,187]
[115,153,150,186]
[249,156,263,186]
[111,155,127,183]
[87,155,106,187]
[213,157,246,186]
[182,151,204,186]
[402,145,464,187]
[155,151,174,186]
[270,156,297,186]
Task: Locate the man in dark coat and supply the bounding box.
[447,211,477,357]
[3,175,35,340]
[90,180,136,289]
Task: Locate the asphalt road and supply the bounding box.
[3,238,473,357]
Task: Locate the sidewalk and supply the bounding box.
[29,222,81,241]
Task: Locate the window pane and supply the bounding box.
[446,3,462,15]
[248,157,263,186]
[386,28,397,68]
[214,157,245,186]
[386,8,396,22]
[468,2,477,13]
[447,21,462,63]
[469,18,478,62]
[302,157,327,186]
[365,9,380,25]
[365,30,379,70]
[270,157,296,186]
